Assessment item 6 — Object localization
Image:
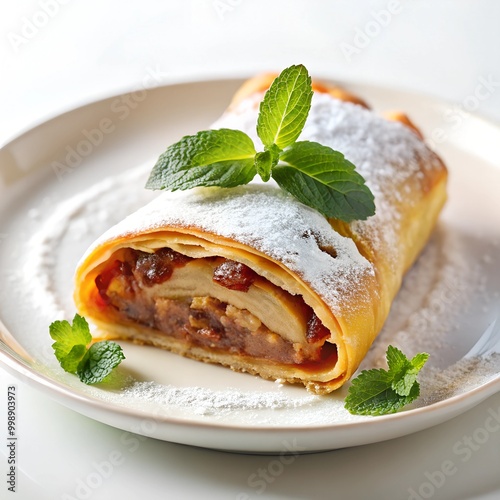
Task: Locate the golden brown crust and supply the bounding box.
[383,110,424,139]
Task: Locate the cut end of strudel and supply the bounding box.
[74,75,447,394]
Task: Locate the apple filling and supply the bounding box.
[93,248,336,366]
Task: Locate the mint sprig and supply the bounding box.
[344,346,429,416]
[146,64,375,222]
[49,314,125,384]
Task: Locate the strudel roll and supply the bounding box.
[74,75,447,394]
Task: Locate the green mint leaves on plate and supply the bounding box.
[49,314,125,384]
[146,64,375,222]
[344,346,429,416]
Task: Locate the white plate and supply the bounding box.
[0,78,499,453]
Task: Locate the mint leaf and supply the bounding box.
[411,352,430,372]
[273,141,375,221]
[60,344,88,373]
[77,341,125,385]
[254,151,273,182]
[255,144,281,182]
[146,129,257,191]
[257,64,313,150]
[386,346,429,397]
[345,346,428,416]
[387,345,414,396]
[49,315,125,385]
[386,344,409,373]
[145,64,375,223]
[50,313,92,365]
[344,369,419,416]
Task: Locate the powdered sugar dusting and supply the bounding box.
[120,381,319,416]
[418,354,500,406]
[83,184,375,316]
[215,92,443,264]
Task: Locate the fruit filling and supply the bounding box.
[93,248,336,366]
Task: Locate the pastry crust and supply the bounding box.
[74,75,447,394]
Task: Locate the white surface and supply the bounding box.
[1,1,500,498]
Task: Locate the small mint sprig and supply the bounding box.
[146,64,375,222]
[344,345,429,416]
[49,314,125,384]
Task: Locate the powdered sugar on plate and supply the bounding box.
[418,354,500,406]
[120,381,319,417]
[24,164,156,322]
[360,226,483,368]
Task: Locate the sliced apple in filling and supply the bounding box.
[91,247,337,367]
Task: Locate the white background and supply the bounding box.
[1,1,500,499]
